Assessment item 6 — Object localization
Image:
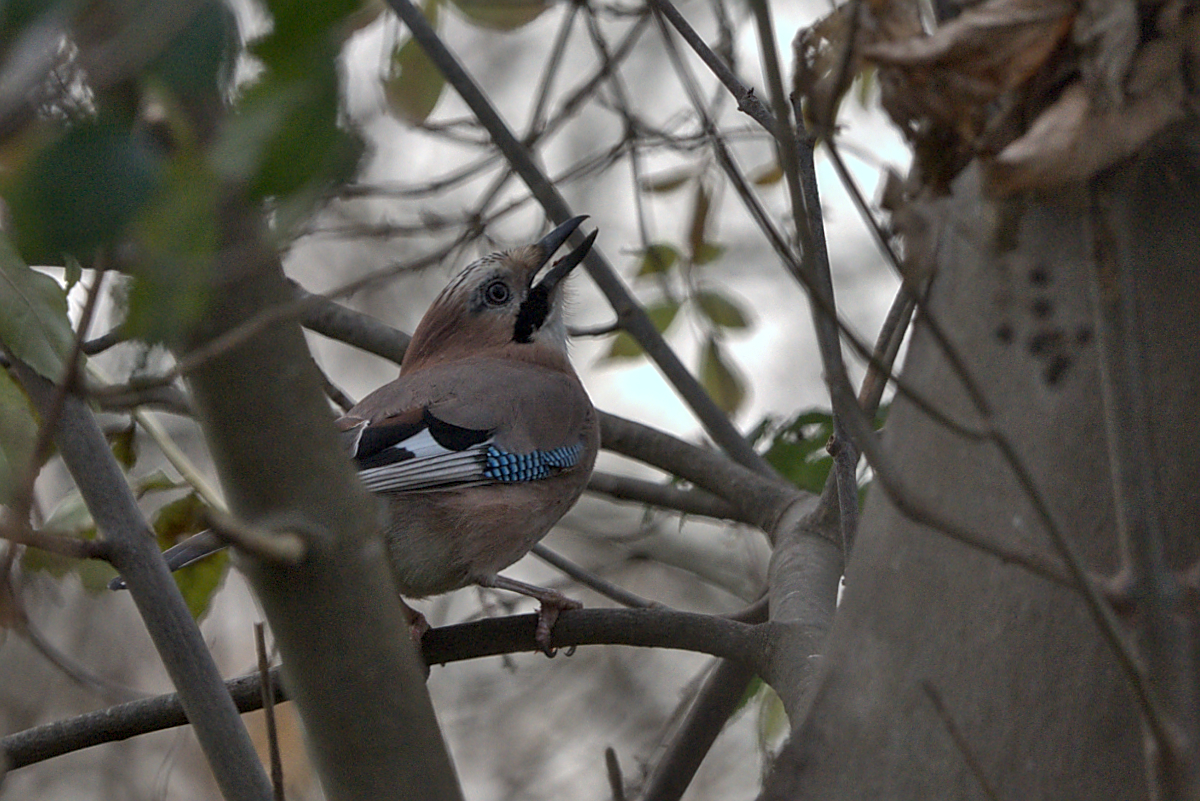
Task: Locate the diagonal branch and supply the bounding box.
[385,0,775,478]
[10,362,273,801]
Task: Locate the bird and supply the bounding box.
[114,216,600,655]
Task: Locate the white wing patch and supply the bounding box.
[356,438,494,493]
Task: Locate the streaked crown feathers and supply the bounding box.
[402,218,596,371]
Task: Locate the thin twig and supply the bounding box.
[921,681,1002,801]
[6,271,107,535]
[10,364,273,798]
[1,607,768,771]
[652,13,983,447]
[385,0,776,478]
[640,659,757,801]
[586,470,743,522]
[531,543,661,609]
[0,523,109,560]
[646,0,775,130]
[255,623,285,801]
[605,746,627,801]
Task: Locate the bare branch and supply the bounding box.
[531,544,660,609]
[586,471,743,522]
[1,607,768,771]
[385,0,775,477]
[10,363,272,800]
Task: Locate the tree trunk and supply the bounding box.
[763,134,1200,800]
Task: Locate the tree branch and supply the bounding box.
[11,364,272,801]
[1,608,766,771]
[385,0,776,478]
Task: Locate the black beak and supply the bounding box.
[534,227,597,295]
[535,215,588,269]
[512,218,596,344]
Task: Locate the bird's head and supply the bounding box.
[402,217,596,371]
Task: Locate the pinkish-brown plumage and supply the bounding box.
[337,218,599,650]
[137,218,599,652]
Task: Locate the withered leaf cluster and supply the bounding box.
[795,0,1200,196]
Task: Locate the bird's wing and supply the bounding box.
[338,407,495,494]
[339,358,594,494]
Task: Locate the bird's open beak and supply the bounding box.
[534,216,596,293]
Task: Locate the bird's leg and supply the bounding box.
[400,598,431,643]
[475,573,582,656]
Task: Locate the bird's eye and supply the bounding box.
[484,279,511,306]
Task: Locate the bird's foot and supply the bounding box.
[476,573,582,656]
[400,600,432,678]
[533,592,583,657]
[400,599,431,644]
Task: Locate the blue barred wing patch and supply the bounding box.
[483,443,584,483]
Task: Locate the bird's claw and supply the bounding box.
[534,593,582,657]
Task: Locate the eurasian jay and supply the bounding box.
[114,217,600,654]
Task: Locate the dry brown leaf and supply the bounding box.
[793,0,923,134]
[866,0,1074,96]
[1073,0,1138,106]
[793,4,858,134]
[986,9,1199,195]
[862,0,1075,189]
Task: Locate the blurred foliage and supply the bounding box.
[751,410,836,494]
[0,235,74,380]
[0,0,365,344]
[448,0,552,30]
[699,336,744,415]
[0,0,428,620]
[150,492,227,621]
[383,0,554,124]
[750,407,889,496]
[604,168,753,415]
[386,0,445,124]
[106,420,138,471]
[0,368,38,507]
[23,459,225,620]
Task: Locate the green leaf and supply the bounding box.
[175,547,229,621]
[5,116,163,262]
[123,153,220,342]
[600,300,678,361]
[385,0,445,124]
[0,236,74,379]
[0,369,37,507]
[134,469,188,498]
[639,168,694,194]
[603,331,643,360]
[699,337,745,414]
[756,684,789,751]
[636,243,680,277]
[749,161,783,186]
[254,0,362,72]
[692,242,726,266]
[152,492,225,620]
[23,490,101,583]
[687,181,712,265]
[695,290,749,329]
[733,676,766,715]
[449,0,552,30]
[385,35,447,124]
[145,0,237,109]
[42,490,95,537]
[646,299,680,333]
[757,410,835,493]
[213,46,362,207]
[62,256,82,292]
[107,421,138,471]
